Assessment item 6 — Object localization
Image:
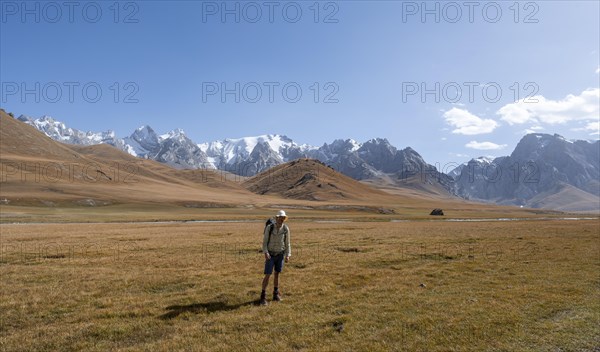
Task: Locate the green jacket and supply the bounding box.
[262,223,291,257]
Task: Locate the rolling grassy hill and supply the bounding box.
[0,111,257,207]
[242,158,390,202]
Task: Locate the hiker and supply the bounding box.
[260,210,291,305]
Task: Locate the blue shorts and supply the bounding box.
[264,252,285,274]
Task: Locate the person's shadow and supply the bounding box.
[159,300,259,320]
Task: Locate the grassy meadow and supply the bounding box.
[1,219,599,351]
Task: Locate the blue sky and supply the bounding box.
[1,0,599,168]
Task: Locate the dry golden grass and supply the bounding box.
[1,219,598,351]
[2,111,599,350]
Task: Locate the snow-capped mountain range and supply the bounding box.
[14,114,600,212]
[18,114,125,148]
[17,115,211,169]
[199,134,317,176]
[15,115,444,181]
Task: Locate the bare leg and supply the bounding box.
[273,272,279,289]
[262,274,271,291]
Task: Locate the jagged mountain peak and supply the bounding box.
[454,133,599,211]
[16,114,120,147]
[401,146,420,155]
[127,125,159,154]
[325,138,360,153]
[20,114,59,126]
[465,156,496,165]
[134,125,155,133]
[39,115,56,122]
[511,133,572,159]
[474,156,495,163]
[200,134,316,168]
[131,127,156,139]
[365,137,390,144]
[275,134,293,143]
[519,132,568,144]
[448,156,496,180]
[359,138,396,153]
[161,128,187,141]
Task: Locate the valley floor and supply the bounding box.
[1,219,599,351]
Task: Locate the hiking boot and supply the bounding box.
[273,291,282,302]
[259,292,268,306]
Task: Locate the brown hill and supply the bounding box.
[0,111,255,206]
[1,109,91,162]
[527,183,599,213]
[361,173,457,200]
[242,158,390,201]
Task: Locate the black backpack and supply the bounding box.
[265,218,275,246]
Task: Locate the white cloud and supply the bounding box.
[573,121,600,135]
[588,121,600,135]
[596,66,600,74]
[442,108,499,135]
[497,88,600,126]
[523,125,544,134]
[449,152,469,158]
[465,141,508,150]
[497,104,531,125]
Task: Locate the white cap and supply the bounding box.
[276,210,287,218]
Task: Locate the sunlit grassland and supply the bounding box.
[1,220,598,351]
[0,203,566,224]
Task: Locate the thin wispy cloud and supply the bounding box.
[465,141,508,150]
[523,126,544,134]
[573,121,600,135]
[448,152,469,158]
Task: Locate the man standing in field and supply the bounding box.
[260,210,291,306]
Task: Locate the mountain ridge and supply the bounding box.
[14,114,444,180]
[9,112,599,212]
[451,133,599,212]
